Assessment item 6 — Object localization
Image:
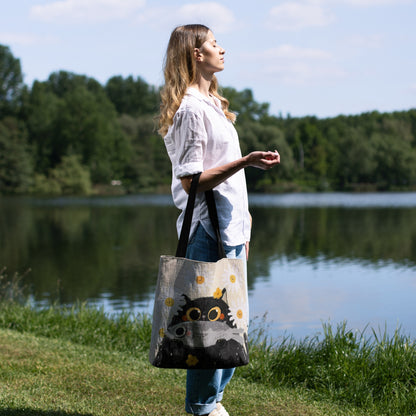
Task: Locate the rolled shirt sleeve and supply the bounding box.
[169,110,207,179]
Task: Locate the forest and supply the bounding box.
[1,43,416,196]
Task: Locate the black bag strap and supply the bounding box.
[176,173,226,259]
[176,172,201,257]
[205,188,226,259]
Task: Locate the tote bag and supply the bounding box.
[149,173,249,369]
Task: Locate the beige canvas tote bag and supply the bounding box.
[149,173,249,369]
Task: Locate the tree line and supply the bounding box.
[1,44,416,195]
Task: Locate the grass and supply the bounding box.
[0,271,415,415]
[243,321,416,415]
[0,324,364,416]
[0,268,30,304]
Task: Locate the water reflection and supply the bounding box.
[1,193,416,339]
[249,205,416,272]
[0,197,178,303]
[249,257,416,340]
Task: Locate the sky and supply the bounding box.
[1,0,416,118]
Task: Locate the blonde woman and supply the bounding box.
[159,24,280,416]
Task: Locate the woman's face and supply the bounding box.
[197,30,225,74]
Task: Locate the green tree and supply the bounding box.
[119,114,170,191]
[27,71,132,184]
[0,45,24,117]
[25,80,62,173]
[47,70,104,98]
[32,154,92,195]
[237,121,295,191]
[222,87,269,121]
[331,126,377,189]
[105,75,159,116]
[372,132,416,189]
[51,154,92,195]
[297,119,328,180]
[0,117,33,193]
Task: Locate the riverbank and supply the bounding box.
[1,304,415,415]
[0,328,358,416]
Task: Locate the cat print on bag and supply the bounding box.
[153,288,248,368]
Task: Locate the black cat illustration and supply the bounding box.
[153,288,248,369]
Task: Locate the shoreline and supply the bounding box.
[1,302,415,415]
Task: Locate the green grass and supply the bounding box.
[0,301,152,358]
[0,268,29,304]
[0,302,416,416]
[0,297,416,415]
[0,324,364,416]
[243,320,416,415]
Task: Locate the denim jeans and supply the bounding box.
[184,223,246,415]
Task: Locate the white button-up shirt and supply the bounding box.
[164,87,251,246]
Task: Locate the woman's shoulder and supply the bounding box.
[175,93,205,119]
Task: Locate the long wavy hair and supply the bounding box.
[158,24,236,137]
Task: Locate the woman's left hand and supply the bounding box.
[245,150,280,170]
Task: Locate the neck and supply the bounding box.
[189,72,213,99]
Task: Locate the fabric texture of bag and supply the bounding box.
[149,173,249,369]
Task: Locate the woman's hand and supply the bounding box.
[244,150,280,170]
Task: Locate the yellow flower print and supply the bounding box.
[196,275,205,284]
[230,274,236,283]
[213,288,222,299]
[236,309,243,319]
[159,328,165,338]
[165,297,174,307]
[186,354,199,367]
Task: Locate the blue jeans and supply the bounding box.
[185,223,246,415]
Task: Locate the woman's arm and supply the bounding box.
[245,212,252,261]
[180,150,280,194]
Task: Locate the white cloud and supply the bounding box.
[136,2,237,34]
[346,33,384,48]
[0,32,58,46]
[308,0,411,6]
[267,2,335,31]
[177,2,236,34]
[267,0,411,30]
[259,44,332,60]
[339,0,411,6]
[264,61,346,85]
[245,45,346,86]
[30,0,146,23]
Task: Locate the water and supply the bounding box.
[249,256,416,340]
[1,192,416,340]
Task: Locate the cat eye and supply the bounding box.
[208,306,222,321]
[186,307,202,321]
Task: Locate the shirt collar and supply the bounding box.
[186,87,222,110]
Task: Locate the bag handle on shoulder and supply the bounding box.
[205,187,226,259]
[176,172,226,259]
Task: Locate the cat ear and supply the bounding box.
[221,288,226,299]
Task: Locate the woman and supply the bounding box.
[159,24,280,416]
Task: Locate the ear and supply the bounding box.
[194,47,203,62]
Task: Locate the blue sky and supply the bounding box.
[2,0,415,118]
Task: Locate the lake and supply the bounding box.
[1,192,416,341]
